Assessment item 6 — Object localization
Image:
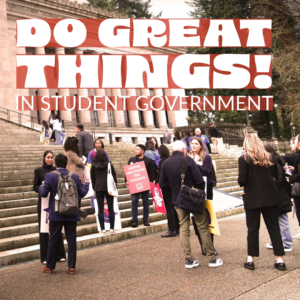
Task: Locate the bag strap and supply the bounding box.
[180,156,188,185]
[108,161,112,174]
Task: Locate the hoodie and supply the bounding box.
[91,161,117,192]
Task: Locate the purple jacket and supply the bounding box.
[39,168,89,222]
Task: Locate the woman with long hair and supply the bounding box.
[33,150,66,264]
[144,141,161,167]
[264,145,293,252]
[157,145,179,237]
[91,149,117,233]
[150,137,159,153]
[48,110,56,142]
[182,130,193,152]
[87,139,110,171]
[238,134,286,271]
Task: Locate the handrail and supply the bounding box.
[217,130,244,150]
[218,130,244,138]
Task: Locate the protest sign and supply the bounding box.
[205,200,220,236]
[150,183,166,214]
[123,161,150,194]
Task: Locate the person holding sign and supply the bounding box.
[126,144,156,228]
[33,150,66,265]
[91,149,117,233]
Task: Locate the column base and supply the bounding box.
[146,125,155,129]
[99,122,110,127]
[131,124,141,128]
[159,125,169,129]
[115,124,126,128]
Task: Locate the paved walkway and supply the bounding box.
[1,212,300,300]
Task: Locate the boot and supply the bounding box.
[143,219,150,226]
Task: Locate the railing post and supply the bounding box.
[18,113,21,125]
[7,110,10,121]
[31,116,34,129]
[109,133,113,145]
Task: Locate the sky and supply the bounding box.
[150,0,191,18]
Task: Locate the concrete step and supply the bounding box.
[218,185,243,193]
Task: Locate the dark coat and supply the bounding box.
[282,151,300,167]
[39,168,89,222]
[91,162,117,192]
[194,155,214,185]
[238,155,281,210]
[33,166,55,212]
[157,157,171,194]
[208,127,222,138]
[159,151,205,204]
[290,155,300,184]
[76,130,94,158]
[126,156,156,184]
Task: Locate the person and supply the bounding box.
[33,150,66,265]
[157,145,179,238]
[52,115,63,145]
[208,122,222,154]
[150,137,159,153]
[287,134,300,239]
[144,141,161,167]
[41,120,50,145]
[238,134,286,271]
[48,111,56,142]
[181,130,193,152]
[283,136,300,166]
[76,123,94,158]
[39,154,90,275]
[264,145,293,252]
[194,128,211,154]
[159,141,223,269]
[91,149,117,234]
[126,144,156,228]
[87,139,110,171]
[163,129,172,144]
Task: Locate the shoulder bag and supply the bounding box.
[175,156,206,214]
[107,162,118,197]
[291,182,300,198]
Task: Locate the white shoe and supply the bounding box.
[294,233,300,239]
[266,243,273,249]
[209,258,223,268]
[59,258,66,262]
[42,261,47,265]
[110,229,114,234]
[102,230,106,233]
[284,246,293,252]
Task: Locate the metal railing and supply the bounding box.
[218,130,244,149]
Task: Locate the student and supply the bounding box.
[150,137,159,153]
[238,134,286,271]
[144,141,161,167]
[87,139,110,171]
[42,120,50,145]
[208,122,222,154]
[53,115,63,145]
[182,130,193,152]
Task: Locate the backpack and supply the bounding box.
[52,171,79,216]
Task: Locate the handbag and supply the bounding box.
[291,182,300,198]
[107,162,118,197]
[175,156,206,214]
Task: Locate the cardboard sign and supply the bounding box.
[82,165,93,198]
[123,161,150,194]
[150,183,167,214]
[205,200,220,236]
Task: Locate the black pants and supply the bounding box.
[161,189,179,232]
[96,191,115,230]
[37,209,65,263]
[246,206,285,257]
[293,197,300,226]
[49,125,55,141]
[47,221,77,269]
[207,183,214,200]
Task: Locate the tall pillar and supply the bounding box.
[153,89,168,129]
[74,48,91,124]
[55,48,72,121]
[111,89,126,127]
[126,89,140,128]
[167,89,188,127]
[35,47,50,122]
[94,88,109,126]
[140,89,155,128]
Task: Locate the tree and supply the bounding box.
[87,0,162,18]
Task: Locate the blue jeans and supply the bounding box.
[131,191,149,221]
[279,213,293,248]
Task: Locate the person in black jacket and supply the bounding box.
[157,145,179,238]
[126,144,156,228]
[91,149,117,233]
[287,134,300,239]
[264,145,293,252]
[159,141,223,269]
[238,134,286,271]
[208,122,222,154]
[76,123,94,158]
[33,150,66,264]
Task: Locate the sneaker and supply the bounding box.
[294,233,300,239]
[101,230,106,233]
[42,261,47,265]
[110,229,114,234]
[266,243,273,249]
[59,258,66,262]
[284,246,292,252]
[185,258,199,269]
[209,258,223,268]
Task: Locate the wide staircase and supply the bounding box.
[0,119,243,266]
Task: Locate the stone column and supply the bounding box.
[140,89,155,128]
[35,47,50,122]
[153,89,168,129]
[111,89,126,127]
[126,89,140,128]
[168,89,188,127]
[74,48,91,124]
[55,48,72,121]
[94,88,109,126]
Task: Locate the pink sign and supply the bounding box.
[124,161,150,194]
[150,183,167,214]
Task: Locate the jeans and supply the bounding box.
[279,213,293,247]
[96,191,115,230]
[54,130,61,145]
[175,206,216,261]
[131,191,149,221]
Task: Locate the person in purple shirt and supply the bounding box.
[87,139,110,170]
[194,128,211,154]
[39,154,89,275]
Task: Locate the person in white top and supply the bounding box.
[52,115,62,145]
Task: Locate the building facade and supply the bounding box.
[0,0,188,144]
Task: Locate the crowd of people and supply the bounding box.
[33,119,300,274]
